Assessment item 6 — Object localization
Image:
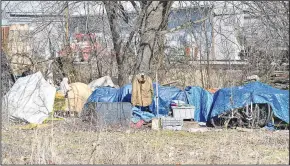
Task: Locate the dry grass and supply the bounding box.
[2,118,289,165]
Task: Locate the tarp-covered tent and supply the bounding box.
[86,86,119,103]
[67,82,92,114]
[88,76,115,91]
[84,81,289,123]
[209,81,289,123]
[2,72,56,124]
[118,84,132,102]
[117,83,187,115]
[150,84,187,115]
[84,83,187,116]
[184,86,213,122]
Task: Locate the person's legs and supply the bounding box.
[136,106,152,113]
[144,106,152,113]
[139,106,146,112]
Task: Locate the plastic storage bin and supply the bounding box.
[171,106,195,120]
[161,117,183,130]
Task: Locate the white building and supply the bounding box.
[165,3,246,61]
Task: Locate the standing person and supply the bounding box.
[46,60,54,86]
[59,74,72,115]
[131,72,154,112]
[59,74,71,97]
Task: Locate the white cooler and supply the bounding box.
[171,105,195,120]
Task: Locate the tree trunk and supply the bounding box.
[104,2,127,86]
[104,1,172,86]
[137,1,173,74]
[1,51,15,96]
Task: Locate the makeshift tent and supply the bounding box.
[84,83,187,116]
[67,82,92,114]
[184,86,213,122]
[86,86,119,104]
[84,81,289,124]
[117,83,187,115]
[118,84,132,102]
[209,81,289,123]
[2,72,56,124]
[88,76,115,91]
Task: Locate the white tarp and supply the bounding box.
[88,76,115,90]
[2,71,56,124]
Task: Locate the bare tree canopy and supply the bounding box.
[2,1,289,88]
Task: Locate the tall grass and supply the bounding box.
[2,118,289,164]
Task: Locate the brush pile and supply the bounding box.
[269,71,289,90]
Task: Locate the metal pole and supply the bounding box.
[250,102,253,114]
[246,103,248,116]
[156,71,159,118]
[250,102,253,127]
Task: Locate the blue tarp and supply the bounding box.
[150,83,187,115]
[209,82,289,123]
[85,83,187,116]
[118,84,132,102]
[86,87,119,103]
[85,81,289,123]
[184,86,214,122]
[131,106,155,123]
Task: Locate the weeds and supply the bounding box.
[2,118,289,164]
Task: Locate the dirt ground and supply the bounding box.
[2,118,289,165]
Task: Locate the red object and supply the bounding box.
[207,88,219,94]
[58,32,115,61]
[83,53,89,61]
[185,47,190,56]
[130,120,144,129]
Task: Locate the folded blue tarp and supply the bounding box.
[209,81,289,123]
[131,106,155,123]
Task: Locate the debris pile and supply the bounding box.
[270,71,289,90]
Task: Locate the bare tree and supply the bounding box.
[3,1,288,88]
[104,1,173,86]
[1,51,15,96]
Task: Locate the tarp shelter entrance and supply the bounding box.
[2,72,56,124]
